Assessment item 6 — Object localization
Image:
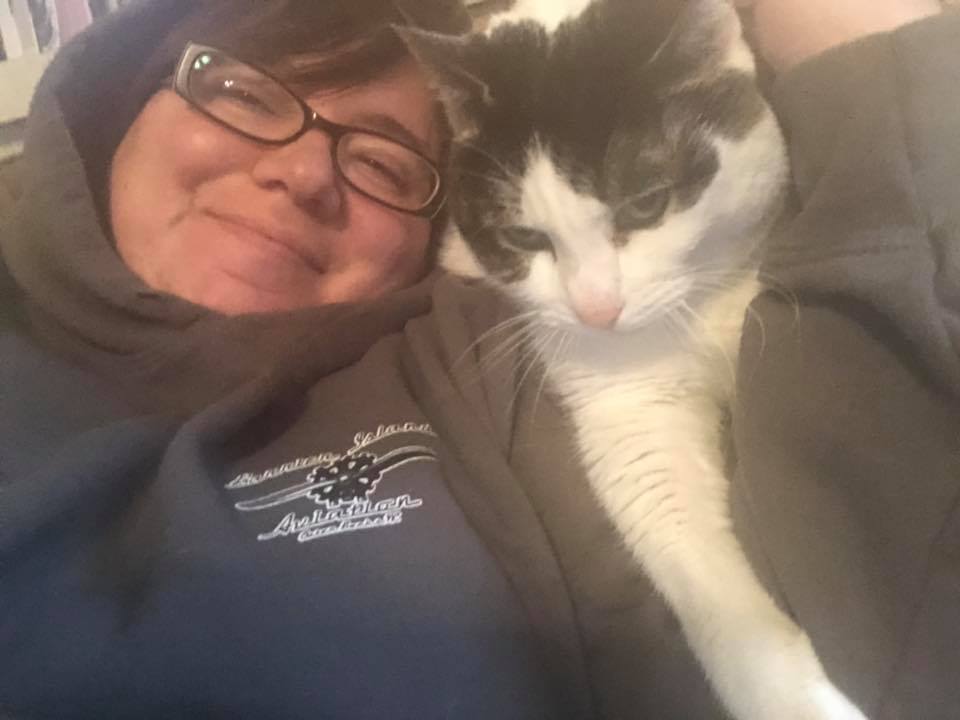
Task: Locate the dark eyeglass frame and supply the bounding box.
[172,42,446,218]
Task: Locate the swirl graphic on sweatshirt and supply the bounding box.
[234,446,435,512]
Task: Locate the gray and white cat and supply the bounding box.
[401,1,869,718]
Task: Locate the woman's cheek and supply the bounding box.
[390,225,432,287]
[382,218,430,274]
[173,118,253,187]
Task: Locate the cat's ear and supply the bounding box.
[394,27,493,143]
[651,0,747,73]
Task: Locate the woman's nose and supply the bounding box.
[251,130,343,216]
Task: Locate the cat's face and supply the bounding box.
[403,0,787,333]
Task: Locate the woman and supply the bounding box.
[1,1,957,719]
[1,1,611,718]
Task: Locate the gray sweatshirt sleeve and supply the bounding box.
[760,10,960,388]
[732,12,960,720]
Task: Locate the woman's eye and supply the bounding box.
[354,155,409,193]
[218,80,275,114]
[499,227,553,254]
[616,186,670,230]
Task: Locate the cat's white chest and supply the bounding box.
[532,277,869,719]
[552,275,760,397]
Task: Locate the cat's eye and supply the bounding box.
[498,227,553,254]
[616,186,671,230]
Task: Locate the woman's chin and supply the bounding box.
[175,271,322,315]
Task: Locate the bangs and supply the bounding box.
[206,0,411,92]
[131,0,471,107]
[261,31,411,94]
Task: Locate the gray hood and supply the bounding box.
[0,0,470,414]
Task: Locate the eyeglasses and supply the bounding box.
[172,43,445,218]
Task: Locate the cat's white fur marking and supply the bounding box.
[485,0,596,35]
[487,0,756,77]
[520,149,623,326]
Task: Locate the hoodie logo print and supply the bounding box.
[229,424,436,544]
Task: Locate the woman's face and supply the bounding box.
[110,57,442,314]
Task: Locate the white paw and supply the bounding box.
[717,631,871,720]
[807,679,870,720]
[731,677,869,720]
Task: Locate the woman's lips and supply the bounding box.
[204,210,326,273]
[192,210,329,294]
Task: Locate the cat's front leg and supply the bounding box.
[576,411,869,720]
[638,520,869,720]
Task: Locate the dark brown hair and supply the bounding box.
[140,0,462,96]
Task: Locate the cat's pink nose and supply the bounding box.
[575,301,623,329]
